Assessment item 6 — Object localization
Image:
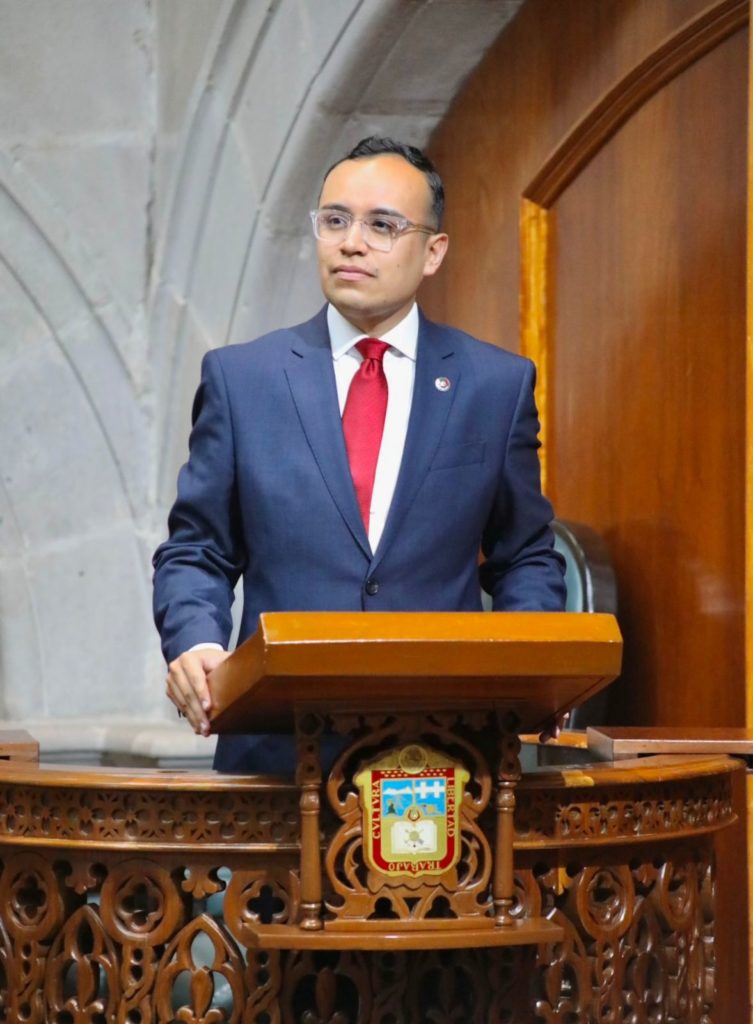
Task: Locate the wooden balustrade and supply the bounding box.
[0,750,739,1022]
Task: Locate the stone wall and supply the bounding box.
[0,0,521,747]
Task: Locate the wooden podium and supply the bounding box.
[207,611,622,949]
[0,611,744,1022]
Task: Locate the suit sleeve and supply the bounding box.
[479,360,566,611]
[152,350,246,662]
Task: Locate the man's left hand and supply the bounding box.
[538,712,570,743]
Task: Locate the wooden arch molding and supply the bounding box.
[519,0,749,483]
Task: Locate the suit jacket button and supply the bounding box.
[365,579,379,596]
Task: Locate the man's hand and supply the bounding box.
[538,712,570,743]
[166,648,230,735]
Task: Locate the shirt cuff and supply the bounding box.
[188,642,225,652]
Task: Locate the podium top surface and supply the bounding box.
[208,611,622,733]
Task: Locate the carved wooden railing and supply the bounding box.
[0,748,739,1023]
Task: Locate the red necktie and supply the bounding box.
[342,338,390,530]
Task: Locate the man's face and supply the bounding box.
[316,154,448,335]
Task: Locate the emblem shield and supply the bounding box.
[355,744,470,878]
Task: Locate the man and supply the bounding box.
[153,137,566,772]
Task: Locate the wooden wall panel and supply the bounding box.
[423,6,750,1016]
[422,0,717,349]
[423,0,747,729]
[549,30,747,727]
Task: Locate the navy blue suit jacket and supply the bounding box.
[153,307,566,771]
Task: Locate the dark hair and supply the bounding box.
[324,136,445,229]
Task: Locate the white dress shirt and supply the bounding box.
[191,303,418,652]
[327,302,417,552]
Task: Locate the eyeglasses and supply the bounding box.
[310,209,437,253]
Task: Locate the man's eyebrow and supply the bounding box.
[319,202,406,218]
[369,207,405,218]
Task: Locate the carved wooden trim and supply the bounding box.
[0,750,740,1019]
[0,838,721,1020]
[0,758,734,856]
[746,4,753,740]
[524,0,748,208]
[515,773,734,847]
[0,782,300,851]
[295,711,325,931]
[520,198,553,489]
[323,711,495,927]
[0,754,739,1020]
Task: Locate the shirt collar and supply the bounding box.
[327,303,419,361]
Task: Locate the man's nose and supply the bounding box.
[340,219,367,253]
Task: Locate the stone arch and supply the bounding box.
[150,0,523,504]
[0,170,152,719]
[0,0,522,731]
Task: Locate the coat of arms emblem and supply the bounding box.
[355,744,470,878]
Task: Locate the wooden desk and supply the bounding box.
[582,725,753,1023]
[0,749,740,1022]
[0,729,38,762]
[588,725,753,760]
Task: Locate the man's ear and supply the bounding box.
[423,233,449,278]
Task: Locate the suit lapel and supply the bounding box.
[371,314,460,569]
[284,311,371,558]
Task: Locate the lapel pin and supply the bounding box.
[435,377,451,392]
